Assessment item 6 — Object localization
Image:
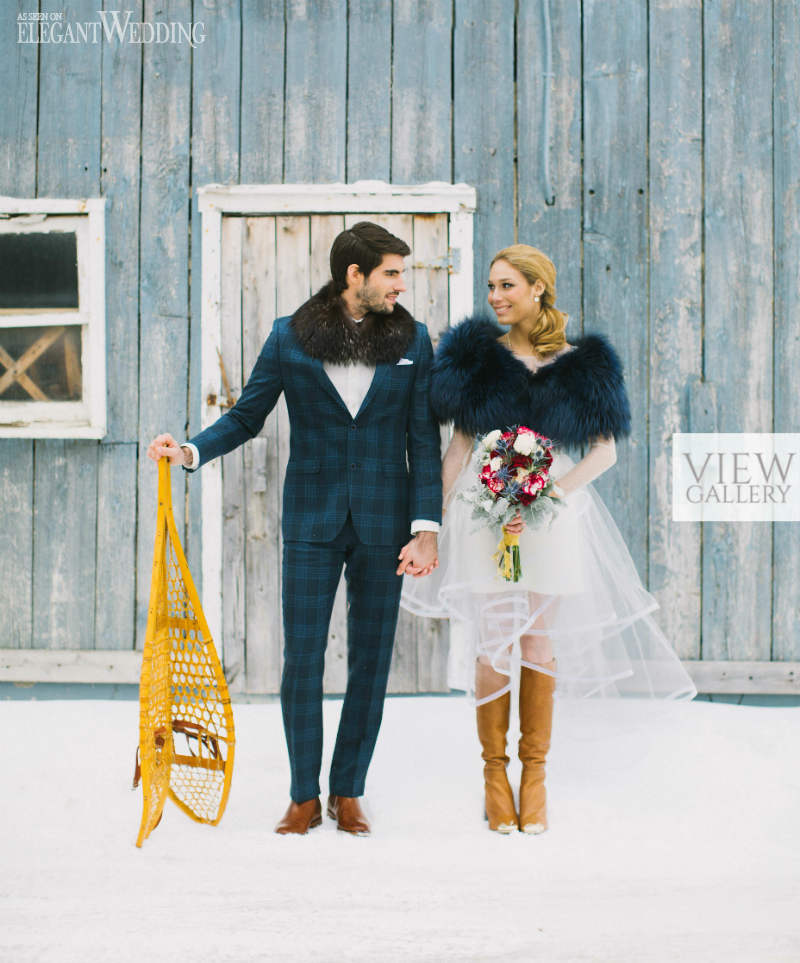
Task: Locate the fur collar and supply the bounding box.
[289,281,417,365]
[430,316,631,447]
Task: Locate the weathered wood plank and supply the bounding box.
[241,217,281,694]
[0,2,37,650]
[100,0,142,443]
[516,0,582,324]
[94,444,137,650]
[240,0,285,183]
[32,440,99,649]
[220,217,246,689]
[453,0,516,311]
[702,0,773,662]
[684,661,800,696]
[136,1,192,646]
[647,0,703,660]
[187,0,242,584]
[0,0,37,193]
[94,7,143,657]
[582,0,649,574]
[310,214,344,291]
[34,0,103,651]
[391,0,452,183]
[0,648,141,684]
[347,0,391,180]
[36,0,101,197]
[284,0,347,181]
[0,442,33,647]
[411,214,449,338]
[772,0,800,663]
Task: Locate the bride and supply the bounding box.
[401,244,696,834]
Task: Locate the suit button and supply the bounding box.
[351,424,357,430]
[350,463,357,469]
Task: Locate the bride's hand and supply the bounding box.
[504,512,525,535]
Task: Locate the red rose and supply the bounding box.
[521,474,545,497]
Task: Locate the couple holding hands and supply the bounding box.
[148,222,695,838]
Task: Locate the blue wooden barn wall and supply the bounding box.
[0,0,797,676]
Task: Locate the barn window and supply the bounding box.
[0,200,106,438]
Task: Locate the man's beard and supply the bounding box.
[355,281,394,315]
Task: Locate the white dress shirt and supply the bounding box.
[322,359,374,419]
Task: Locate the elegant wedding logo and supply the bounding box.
[672,433,800,522]
[17,10,206,47]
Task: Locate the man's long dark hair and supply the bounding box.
[329,221,411,292]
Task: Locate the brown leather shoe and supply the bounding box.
[326,795,371,836]
[274,797,322,835]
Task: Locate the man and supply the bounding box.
[148,222,442,836]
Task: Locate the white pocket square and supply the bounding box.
[397,358,414,366]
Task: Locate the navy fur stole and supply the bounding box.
[290,281,416,365]
[430,317,631,446]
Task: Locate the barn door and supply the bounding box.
[215,212,452,694]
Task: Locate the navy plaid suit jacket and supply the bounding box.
[188,315,442,545]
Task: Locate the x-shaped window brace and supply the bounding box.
[0,326,78,400]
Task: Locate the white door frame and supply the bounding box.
[196,181,477,641]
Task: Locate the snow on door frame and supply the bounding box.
[196,181,477,643]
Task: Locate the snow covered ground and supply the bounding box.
[2,696,799,963]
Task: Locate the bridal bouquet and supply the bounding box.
[459,425,563,582]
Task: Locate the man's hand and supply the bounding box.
[147,432,192,467]
[397,531,439,578]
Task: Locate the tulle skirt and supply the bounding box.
[401,448,697,704]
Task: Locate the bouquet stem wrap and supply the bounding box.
[494,528,522,582]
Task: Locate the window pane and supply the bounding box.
[0,232,79,309]
[0,326,82,401]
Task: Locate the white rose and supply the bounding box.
[489,456,503,471]
[513,433,536,456]
[482,429,502,450]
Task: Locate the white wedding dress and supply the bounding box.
[401,355,697,706]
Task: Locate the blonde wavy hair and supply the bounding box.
[490,245,568,356]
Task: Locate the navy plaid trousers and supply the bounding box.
[281,513,403,802]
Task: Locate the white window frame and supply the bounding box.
[0,196,106,438]
[196,180,477,638]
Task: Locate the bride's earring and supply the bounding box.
[533,296,540,303]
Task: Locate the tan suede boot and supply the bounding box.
[518,664,556,834]
[476,691,517,833]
